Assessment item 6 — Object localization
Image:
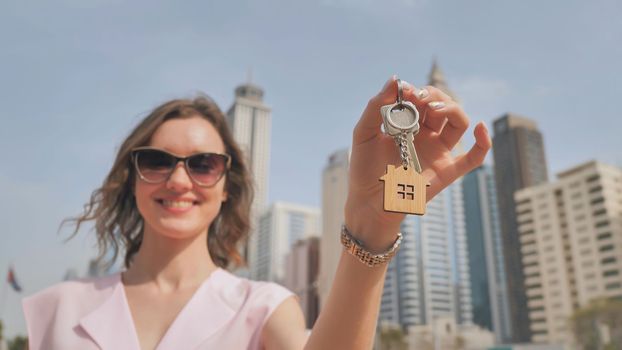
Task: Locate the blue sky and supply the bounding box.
[1,0,621,338]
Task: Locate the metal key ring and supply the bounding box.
[396,78,404,104]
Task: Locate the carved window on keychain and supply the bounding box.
[397,184,415,200]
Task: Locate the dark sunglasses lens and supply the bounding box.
[187,154,227,185]
[135,150,176,182]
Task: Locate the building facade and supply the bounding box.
[514,161,622,344]
[255,202,320,283]
[492,113,549,342]
[226,82,272,277]
[284,237,320,329]
[318,149,350,308]
[380,181,473,328]
[462,165,512,343]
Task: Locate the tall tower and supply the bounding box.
[318,149,350,308]
[492,113,549,342]
[429,60,473,325]
[462,165,512,343]
[226,81,272,276]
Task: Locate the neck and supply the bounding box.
[122,225,218,292]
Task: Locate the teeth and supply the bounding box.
[161,200,194,208]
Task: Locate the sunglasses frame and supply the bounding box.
[130,146,232,188]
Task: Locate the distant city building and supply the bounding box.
[63,268,79,281]
[284,237,320,329]
[492,113,549,342]
[462,165,512,343]
[380,182,472,328]
[87,258,109,278]
[377,316,494,350]
[514,161,622,344]
[226,81,272,277]
[318,148,350,308]
[254,202,320,283]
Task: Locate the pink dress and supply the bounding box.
[22,268,294,349]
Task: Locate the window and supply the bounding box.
[597,232,612,240]
[602,257,617,265]
[591,197,605,205]
[586,174,600,183]
[604,270,620,277]
[589,185,603,193]
[593,208,607,216]
[397,183,415,200]
[599,244,614,252]
[595,220,610,228]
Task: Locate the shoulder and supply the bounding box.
[23,273,119,314]
[212,269,294,311]
[210,269,295,324]
[22,274,120,349]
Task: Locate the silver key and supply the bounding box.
[381,78,422,173]
[406,131,422,173]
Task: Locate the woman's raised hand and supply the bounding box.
[344,76,492,250]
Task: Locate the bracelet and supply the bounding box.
[340,225,403,267]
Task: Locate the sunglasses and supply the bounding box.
[131,147,231,187]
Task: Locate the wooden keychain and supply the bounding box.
[379,78,429,215]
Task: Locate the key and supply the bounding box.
[406,131,422,173]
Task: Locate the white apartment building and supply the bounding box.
[255,201,320,283]
[514,161,622,344]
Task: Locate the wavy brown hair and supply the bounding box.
[64,96,253,269]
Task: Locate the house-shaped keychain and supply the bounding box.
[379,164,430,215]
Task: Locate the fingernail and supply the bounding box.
[417,88,429,99]
[482,122,489,135]
[401,80,414,91]
[382,75,397,92]
[428,101,445,110]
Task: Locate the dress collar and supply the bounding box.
[79,268,238,350]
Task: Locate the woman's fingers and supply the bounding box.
[453,122,492,174]
[435,101,470,149]
[353,76,417,145]
[353,76,396,144]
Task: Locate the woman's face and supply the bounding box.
[134,116,228,240]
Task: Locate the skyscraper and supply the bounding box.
[380,183,473,327]
[226,82,272,276]
[514,161,622,344]
[492,113,549,342]
[255,201,320,283]
[462,165,512,343]
[318,149,350,308]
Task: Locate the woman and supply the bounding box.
[22,76,491,349]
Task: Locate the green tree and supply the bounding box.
[377,324,408,350]
[570,297,622,350]
[8,335,27,350]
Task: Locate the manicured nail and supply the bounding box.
[428,101,445,110]
[401,80,414,91]
[481,122,489,135]
[417,88,429,99]
[382,75,397,92]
